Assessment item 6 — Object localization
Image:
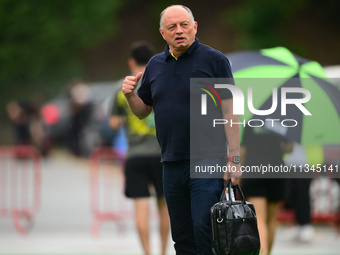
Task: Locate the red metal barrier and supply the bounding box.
[90,147,133,237]
[0,146,41,235]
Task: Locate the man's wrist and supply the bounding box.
[228,156,240,164]
[123,91,135,98]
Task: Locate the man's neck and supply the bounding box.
[169,48,187,58]
[169,39,196,58]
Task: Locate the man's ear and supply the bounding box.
[159,28,165,40]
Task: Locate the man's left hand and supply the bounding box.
[223,162,242,185]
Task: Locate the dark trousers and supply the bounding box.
[287,178,312,225]
[163,159,224,255]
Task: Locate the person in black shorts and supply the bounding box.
[110,41,170,255]
[241,125,293,255]
[124,156,164,199]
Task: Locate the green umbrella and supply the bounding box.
[226,47,340,145]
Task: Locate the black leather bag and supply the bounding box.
[211,179,260,255]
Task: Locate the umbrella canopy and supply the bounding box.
[226,47,340,145]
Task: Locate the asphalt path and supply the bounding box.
[0,150,339,255]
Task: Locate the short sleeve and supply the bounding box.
[218,57,235,82]
[137,67,154,107]
[215,56,235,100]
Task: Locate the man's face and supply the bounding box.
[160,6,197,54]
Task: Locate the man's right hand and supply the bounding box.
[122,72,143,96]
[121,71,152,119]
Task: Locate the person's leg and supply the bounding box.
[134,198,151,255]
[124,157,152,255]
[293,178,314,242]
[294,178,312,225]
[190,177,224,255]
[247,197,268,255]
[267,201,281,254]
[163,160,199,255]
[157,197,170,255]
[265,178,286,252]
[150,156,170,255]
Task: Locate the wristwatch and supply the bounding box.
[228,156,240,164]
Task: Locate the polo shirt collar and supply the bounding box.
[164,38,200,60]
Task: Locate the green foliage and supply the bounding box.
[221,0,306,49]
[0,0,126,102]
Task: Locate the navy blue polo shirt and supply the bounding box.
[138,38,234,162]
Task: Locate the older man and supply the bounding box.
[122,5,240,255]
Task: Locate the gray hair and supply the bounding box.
[159,5,195,30]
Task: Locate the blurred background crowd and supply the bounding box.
[1,0,340,155]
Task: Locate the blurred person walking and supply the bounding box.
[121,5,241,255]
[110,41,170,255]
[241,126,293,255]
[67,79,93,156]
[284,143,317,242]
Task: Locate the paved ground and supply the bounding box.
[0,149,339,255]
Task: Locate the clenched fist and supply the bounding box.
[122,72,143,96]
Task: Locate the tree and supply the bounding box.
[0,0,126,104]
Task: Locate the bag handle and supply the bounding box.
[220,179,246,205]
